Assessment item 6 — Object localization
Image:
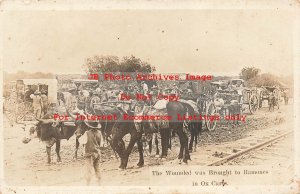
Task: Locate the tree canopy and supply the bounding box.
[247,73,286,87]
[239,67,292,88]
[239,67,260,81]
[82,55,156,74]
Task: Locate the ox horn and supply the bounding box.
[36,118,55,124]
[66,109,77,120]
[84,121,102,129]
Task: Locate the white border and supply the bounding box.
[0,1,299,193]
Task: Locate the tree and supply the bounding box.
[240,67,260,81]
[82,55,120,74]
[247,73,283,87]
[82,55,155,74]
[120,56,155,72]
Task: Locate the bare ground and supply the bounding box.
[3,102,294,186]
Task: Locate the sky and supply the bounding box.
[2,9,296,76]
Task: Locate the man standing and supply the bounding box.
[30,90,43,119]
[106,86,115,101]
[141,81,148,95]
[41,90,48,116]
[90,91,101,110]
[171,83,182,95]
[66,88,78,112]
[78,90,87,111]
[25,86,34,110]
[79,128,102,185]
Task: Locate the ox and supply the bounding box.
[22,113,100,164]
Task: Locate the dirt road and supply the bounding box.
[3,102,295,186]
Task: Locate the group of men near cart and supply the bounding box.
[61,80,193,114]
[25,87,49,119]
[26,80,196,185]
[58,81,192,184]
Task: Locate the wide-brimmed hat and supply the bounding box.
[96,88,101,93]
[68,87,77,93]
[34,91,41,95]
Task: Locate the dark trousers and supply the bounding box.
[85,155,101,185]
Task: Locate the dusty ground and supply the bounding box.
[2,101,295,186]
[227,133,294,185]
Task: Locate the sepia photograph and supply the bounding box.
[0,1,299,194]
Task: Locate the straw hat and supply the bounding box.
[34,90,41,95]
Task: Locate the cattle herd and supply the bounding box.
[11,77,290,170]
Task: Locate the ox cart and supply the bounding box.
[261,86,281,111]
[240,88,259,114]
[225,78,260,114]
[15,79,58,122]
[202,78,261,131]
[204,81,243,131]
[3,81,16,111]
[280,87,290,105]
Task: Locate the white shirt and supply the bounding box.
[142,83,148,94]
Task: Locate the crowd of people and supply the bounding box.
[21,86,49,119]
[56,81,196,115]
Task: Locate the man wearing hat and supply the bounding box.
[100,88,108,102]
[186,82,195,99]
[171,83,183,95]
[78,90,87,111]
[66,88,78,112]
[106,86,114,101]
[30,90,43,119]
[141,81,148,95]
[41,90,48,116]
[90,90,101,110]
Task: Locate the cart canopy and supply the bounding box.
[16,79,57,104]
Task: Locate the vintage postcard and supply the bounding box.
[0,0,299,194]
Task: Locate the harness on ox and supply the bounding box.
[178,99,200,114]
[178,100,199,133]
[137,99,199,134]
[147,106,170,132]
[91,103,125,147]
[133,101,169,135]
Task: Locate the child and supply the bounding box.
[79,128,102,185]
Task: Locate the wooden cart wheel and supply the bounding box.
[258,91,263,109]
[134,102,144,113]
[249,95,259,114]
[16,102,26,122]
[205,102,217,131]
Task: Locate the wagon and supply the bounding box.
[15,79,58,122]
[201,78,260,131]
[261,86,281,111]
[226,79,260,114]
[209,89,243,131]
[72,79,99,91]
[280,87,290,105]
[3,81,16,98]
[241,88,260,114]
[195,81,233,131]
[3,81,16,111]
